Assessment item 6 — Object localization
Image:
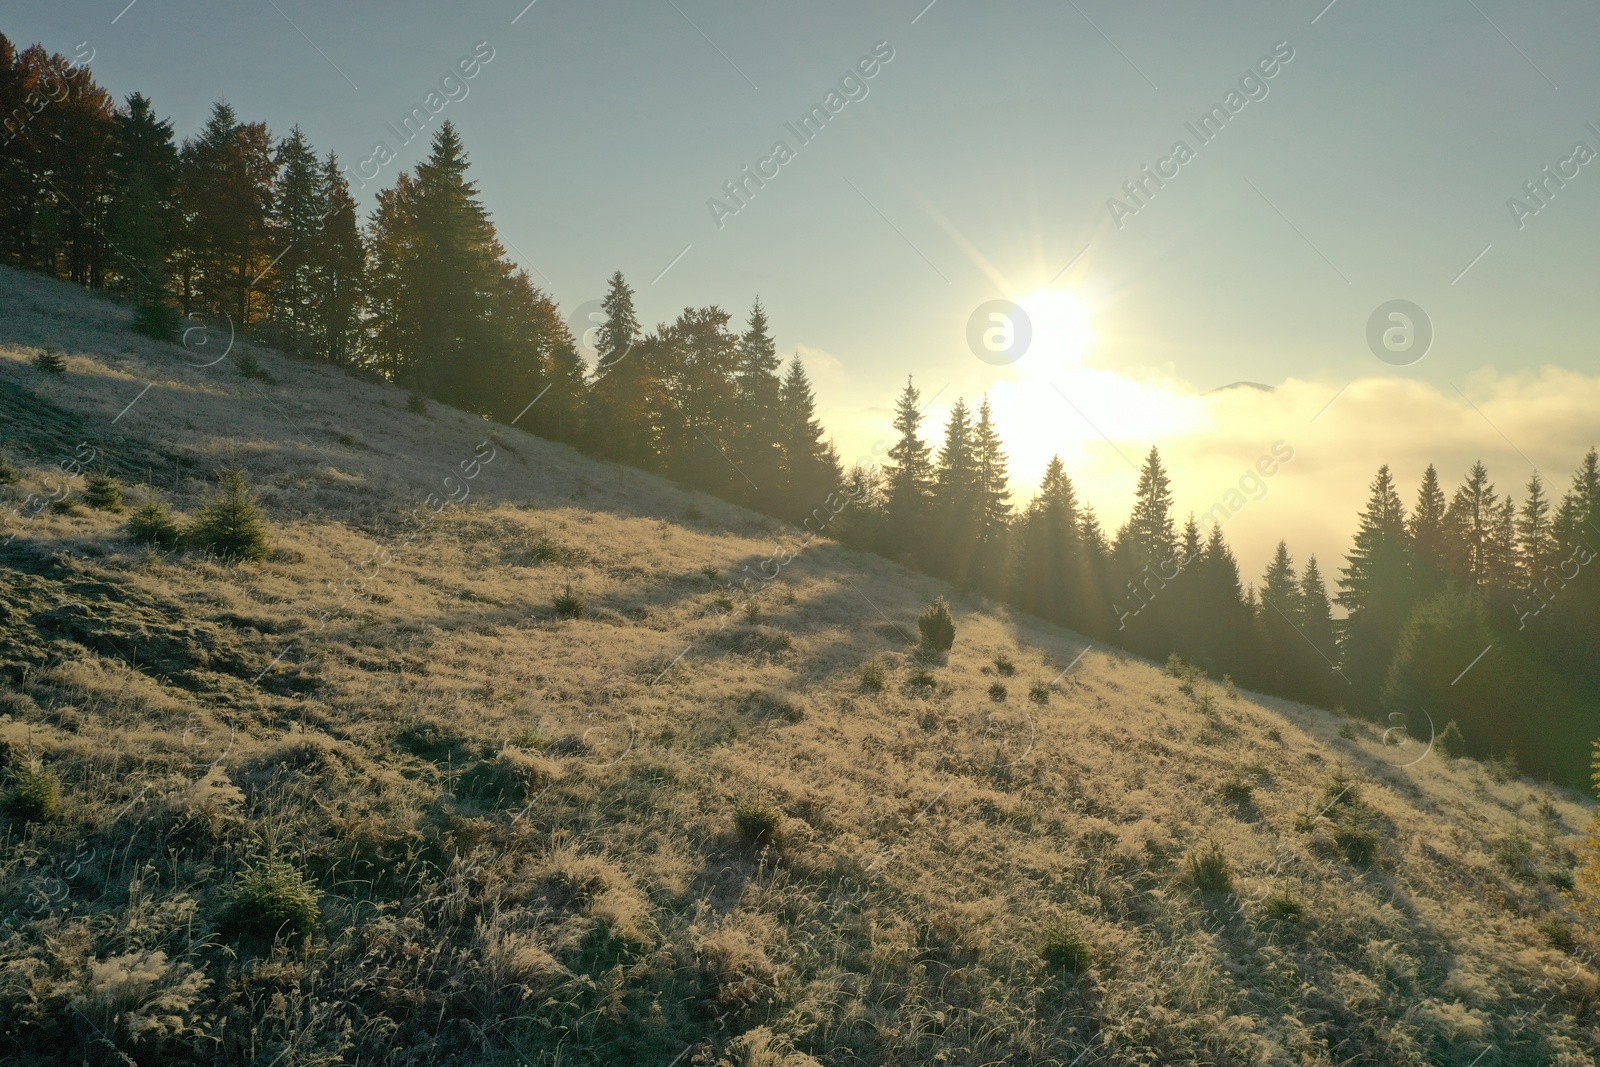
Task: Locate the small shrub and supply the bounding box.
[1334,813,1380,867]
[743,601,762,624]
[1260,888,1305,928]
[1220,773,1254,803]
[994,655,1016,676]
[1487,750,1520,783]
[128,499,184,549]
[553,585,585,619]
[49,497,78,514]
[1184,842,1233,893]
[988,682,1007,702]
[4,762,61,822]
[1264,727,1283,743]
[0,449,17,484]
[907,669,937,691]
[684,503,703,520]
[33,348,66,374]
[236,352,269,381]
[82,471,123,512]
[701,565,719,580]
[1029,683,1050,705]
[337,433,358,448]
[1338,721,1362,741]
[1436,720,1465,759]
[188,468,269,561]
[406,391,428,415]
[917,596,955,653]
[860,657,886,693]
[712,594,736,613]
[734,797,781,848]
[1539,917,1578,953]
[1040,919,1093,974]
[218,860,320,945]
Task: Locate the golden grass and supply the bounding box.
[0,265,1596,1065]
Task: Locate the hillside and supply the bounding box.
[0,263,1596,1066]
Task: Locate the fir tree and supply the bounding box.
[1257,540,1302,694]
[188,467,269,561]
[969,397,1012,594]
[1408,463,1449,595]
[1517,471,1556,585]
[777,356,840,515]
[313,153,365,365]
[932,398,978,583]
[266,125,324,345]
[1014,456,1080,624]
[588,271,654,463]
[178,101,277,322]
[882,377,934,562]
[1338,465,1413,711]
[731,299,784,505]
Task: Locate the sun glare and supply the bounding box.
[1015,287,1094,370]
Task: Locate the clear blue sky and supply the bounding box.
[10,0,1600,570]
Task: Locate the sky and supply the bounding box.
[9,0,1600,578]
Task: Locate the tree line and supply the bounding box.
[5,33,1596,787]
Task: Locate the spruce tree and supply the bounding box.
[1257,540,1302,694]
[1408,463,1449,595]
[970,398,1012,594]
[314,153,365,366]
[588,271,654,463]
[1338,464,1413,711]
[266,125,324,346]
[777,357,841,516]
[178,102,277,322]
[1297,554,1340,704]
[1517,472,1556,587]
[882,378,934,562]
[732,299,784,505]
[409,122,506,409]
[1124,446,1176,571]
[1015,456,1080,623]
[932,398,978,582]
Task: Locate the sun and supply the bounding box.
[1015,287,1094,370]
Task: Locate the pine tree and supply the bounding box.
[1015,456,1080,623]
[1123,446,1176,572]
[265,125,324,346]
[1518,472,1556,585]
[313,153,365,365]
[777,357,841,518]
[409,122,507,410]
[1444,461,1502,585]
[932,398,978,583]
[654,305,740,488]
[1297,554,1340,704]
[882,377,934,562]
[188,467,269,561]
[177,102,277,322]
[1192,524,1253,677]
[1409,463,1449,595]
[107,92,178,310]
[731,299,784,506]
[1257,540,1302,694]
[970,397,1012,594]
[1553,448,1600,551]
[588,271,653,463]
[366,172,423,381]
[1338,464,1413,711]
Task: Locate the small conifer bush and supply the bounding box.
[82,471,123,512]
[1185,842,1233,893]
[128,499,184,549]
[734,797,781,848]
[219,860,320,945]
[917,596,955,653]
[1040,920,1093,974]
[553,585,585,619]
[33,348,66,374]
[4,762,61,822]
[188,468,270,561]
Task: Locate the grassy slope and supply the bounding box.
[0,264,1595,1066]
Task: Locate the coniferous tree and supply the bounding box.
[366,172,423,381]
[970,397,1012,595]
[882,378,934,562]
[1517,472,1556,587]
[409,122,506,409]
[731,299,784,507]
[1297,555,1340,705]
[178,101,277,322]
[1015,456,1080,625]
[1338,465,1413,711]
[313,153,365,365]
[264,125,324,347]
[1409,463,1450,596]
[1444,461,1502,586]
[588,270,653,463]
[931,398,978,583]
[776,356,841,517]
[1191,524,1253,677]
[1257,540,1302,695]
[655,305,740,488]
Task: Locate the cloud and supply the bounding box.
[827,363,1600,581]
